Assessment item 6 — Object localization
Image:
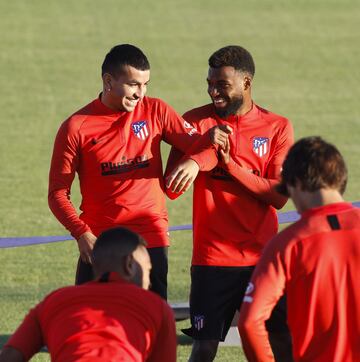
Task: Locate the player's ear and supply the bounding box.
[243,76,252,90]
[102,73,113,92]
[123,254,135,277]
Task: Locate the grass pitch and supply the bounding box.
[0,0,359,360]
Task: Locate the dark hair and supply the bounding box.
[92,227,147,277]
[101,44,150,77]
[208,45,255,77]
[277,136,348,196]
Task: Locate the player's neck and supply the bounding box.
[100,92,125,113]
[235,97,253,117]
[294,189,344,213]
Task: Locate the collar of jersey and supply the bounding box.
[301,202,353,219]
[213,102,259,123]
[94,271,129,284]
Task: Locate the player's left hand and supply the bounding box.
[209,124,233,149]
[220,138,231,165]
[165,158,200,193]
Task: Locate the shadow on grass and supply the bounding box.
[177,333,193,345]
[0,335,48,354]
[0,335,10,348]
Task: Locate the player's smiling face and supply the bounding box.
[107,65,150,112]
[207,66,245,118]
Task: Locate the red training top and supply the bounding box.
[49,96,217,247]
[166,103,293,266]
[239,202,360,362]
[5,273,177,362]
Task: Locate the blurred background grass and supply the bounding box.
[0,0,359,360]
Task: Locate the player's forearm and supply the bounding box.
[48,189,91,239]
[3,306,45,362]
[238,322,275,362]
[224,158,287,209]
[185,130,218,171]
[164,147,184,200]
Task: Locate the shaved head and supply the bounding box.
[92,227,148,281]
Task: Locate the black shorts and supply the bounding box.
[182,265,288,341]
[75,246,168,300]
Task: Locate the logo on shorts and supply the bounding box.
[253,137,269,157]
[194,315,205,331]
[245,282,254,295]
[243,282,254,303]
[132,120,149,140]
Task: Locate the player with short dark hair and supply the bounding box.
[166,45,294,361]
[277,136,347,195]
[48,43,219,299]
[0,227,177,362]
[239,137,360,361]
[208,45,255,77]
[101,44,150,77]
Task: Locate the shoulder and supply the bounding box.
[141,96,172,110]
[39,285,78,311]
[133,286,173,317]
[256,105,291,129]
[60,99,97,133]
[264,218,308,257]
[183,104,214,122]
[139,97,181,122]
[183,104,214,121]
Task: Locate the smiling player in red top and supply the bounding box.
[48,44,218,299]
[165,46,293,362]
[239,137,360,361]
[0,227,176,362]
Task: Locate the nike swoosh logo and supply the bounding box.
[92,137,108,145]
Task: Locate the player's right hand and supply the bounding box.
[77,231,97,264]
[165,158,200,194]
[209,124,233,149]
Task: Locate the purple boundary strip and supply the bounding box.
[1,202,359,249]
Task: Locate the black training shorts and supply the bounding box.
[182,265,288,341]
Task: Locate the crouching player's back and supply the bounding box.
[0,227,176,362]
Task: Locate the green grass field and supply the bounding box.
[0,0,359,360]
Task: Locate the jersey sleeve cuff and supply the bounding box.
[71,224,92,240]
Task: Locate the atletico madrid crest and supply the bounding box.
[194,315,205,331]
[132,120,149,140]
[253,137,269,157]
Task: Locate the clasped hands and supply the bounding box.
[166,125,233,194]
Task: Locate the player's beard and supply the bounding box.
[214,96,243,118]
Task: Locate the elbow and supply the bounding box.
[48,191,54,208]
[272,196,288,210]
[48,188,58,209]
[238,312,253,337]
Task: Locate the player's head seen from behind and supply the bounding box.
[101,44,150,113]
[92,227,151,289]
[277,136,348,197]
[207,45,255,118]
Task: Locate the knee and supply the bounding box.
[189,340,219,362]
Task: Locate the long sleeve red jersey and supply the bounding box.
[166,103,293,266]
[5,273,176,362]
[48,96,217,247]
[239,202,360,362]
